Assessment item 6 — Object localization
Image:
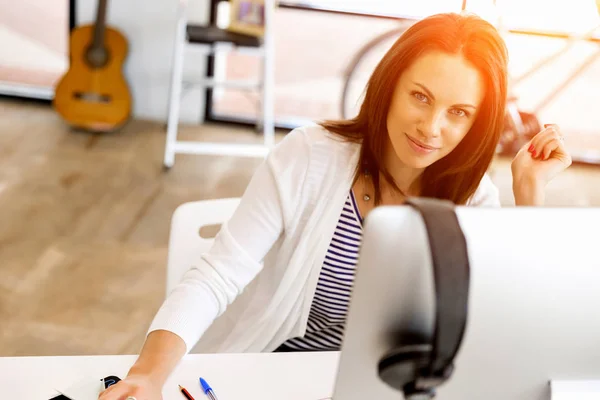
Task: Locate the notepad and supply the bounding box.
[55,376,104,400]
[551,380,600,400]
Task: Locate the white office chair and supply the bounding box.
[166,197,241,296]
[164,0,276,168]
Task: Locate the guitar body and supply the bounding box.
[53,24,132,132]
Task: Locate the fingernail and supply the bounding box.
[528,144,534,152]
[532,150,536,157]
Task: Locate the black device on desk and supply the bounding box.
[49,375,121,400]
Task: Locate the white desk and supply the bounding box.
[0,352,340,400]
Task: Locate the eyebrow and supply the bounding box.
[413,82,478,110]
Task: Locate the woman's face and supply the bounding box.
[386,50,485,170]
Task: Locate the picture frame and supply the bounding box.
[227,0,271,37]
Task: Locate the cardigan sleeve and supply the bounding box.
[147,128,311,353]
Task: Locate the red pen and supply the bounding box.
[179,384,196,400]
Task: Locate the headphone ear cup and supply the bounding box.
[378,344,432,392]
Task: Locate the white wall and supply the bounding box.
[77,0,210,123]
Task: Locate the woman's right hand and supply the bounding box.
[96,330,186,400]
[98,374,162,400]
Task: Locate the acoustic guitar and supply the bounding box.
[53,0,131,132]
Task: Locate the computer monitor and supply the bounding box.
[332,205,600,400]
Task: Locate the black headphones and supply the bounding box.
[377,197,471,399]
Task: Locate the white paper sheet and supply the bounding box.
[55,376,105,400]
[551,380,600,400]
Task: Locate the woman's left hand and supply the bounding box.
[510,124,572,205]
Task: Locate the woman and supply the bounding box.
[100,12,571,400]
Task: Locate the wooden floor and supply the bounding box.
[1,99,600,357]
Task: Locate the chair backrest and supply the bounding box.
[166,198,241,297]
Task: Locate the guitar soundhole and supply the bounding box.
[85,46,110,69]
[74,92,112,104]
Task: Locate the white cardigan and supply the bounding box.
[148,125,501,354]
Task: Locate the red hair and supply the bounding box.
[321,12,509,205]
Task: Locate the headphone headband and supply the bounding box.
[378,197,471,397]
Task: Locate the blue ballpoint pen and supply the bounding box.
[199,377,219,400]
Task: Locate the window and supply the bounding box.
[0,0,74,100]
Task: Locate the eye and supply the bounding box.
[450,108,469,118]
[412,91,429,103]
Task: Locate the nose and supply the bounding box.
[417,110,444,139]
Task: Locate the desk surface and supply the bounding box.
[0,352,340,400]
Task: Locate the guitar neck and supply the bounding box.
[91,0,108,50]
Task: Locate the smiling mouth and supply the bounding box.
[405,133,440,151]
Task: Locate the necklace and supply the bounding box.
[362,168,372,202]
[361,167,409,203]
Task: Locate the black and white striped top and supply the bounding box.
[280,190,363,351]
